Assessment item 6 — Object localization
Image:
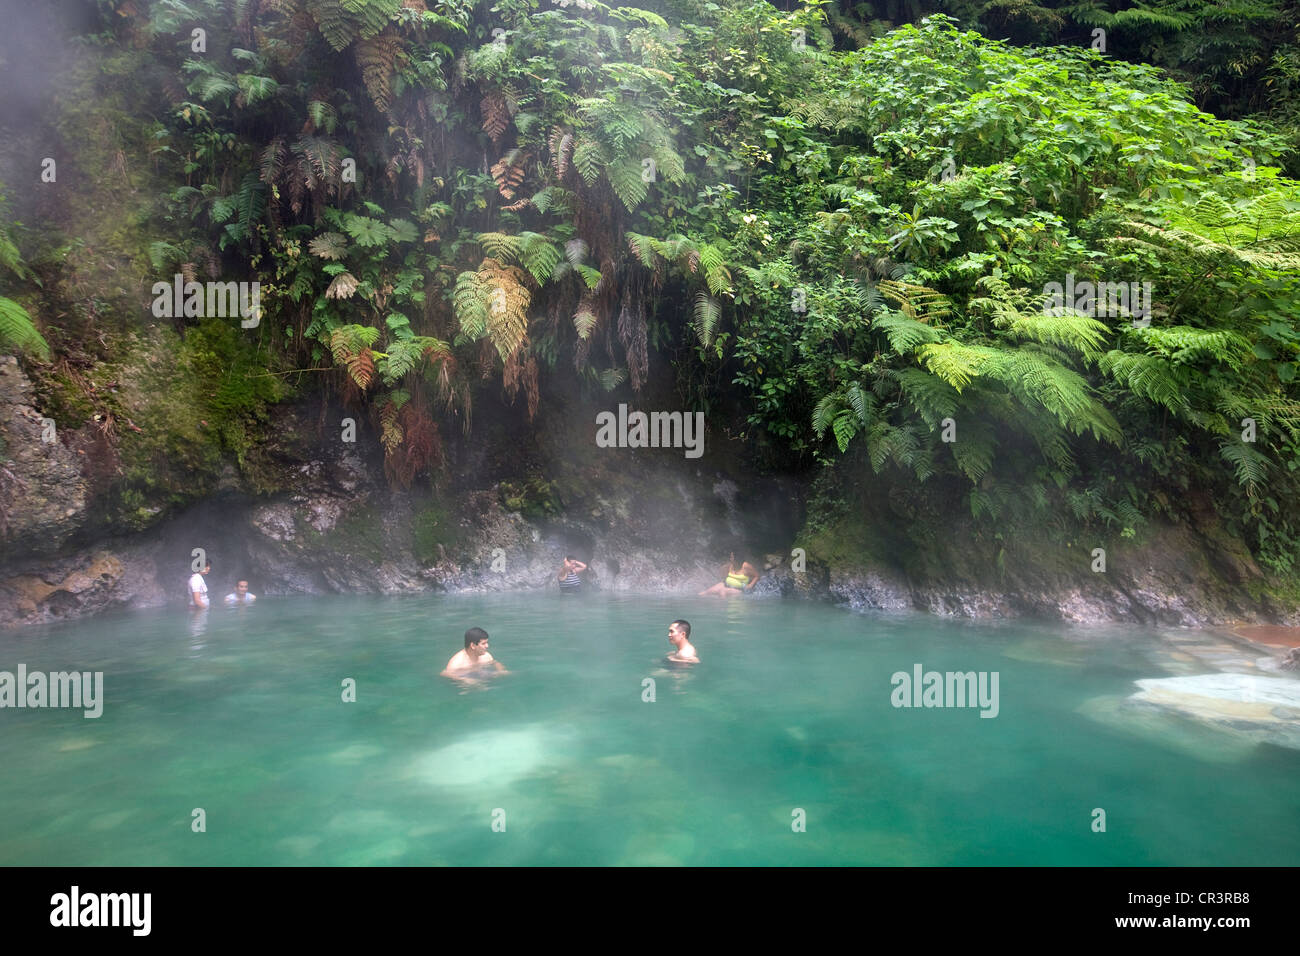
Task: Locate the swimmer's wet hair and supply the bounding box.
[464,626,489,648]
[672,619,690,638]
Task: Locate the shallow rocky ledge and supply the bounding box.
[4,517,1297,631]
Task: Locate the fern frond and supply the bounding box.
[878,279,952,323]
[607,157,649,210]
[475,231,522,263]
[355,31,405,112]
[1219,440,1271,501]
[573,294,597,339]
[0,297,50,361]
[872,312,942,355]
[693,292,720,347]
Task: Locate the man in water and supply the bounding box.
[667,619,699,664]
[557,555,587,593]
[224,580,257,605]
[189,561,211,609]
[441,627,508,677]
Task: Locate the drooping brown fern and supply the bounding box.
[502,348,540,420]
[453,259,532,361]
[490,148,530,199]
[479,259,532,361]
[385,402,440,487]
[548,125,574,178]
[480,91,515,143]
[356,30,405,112]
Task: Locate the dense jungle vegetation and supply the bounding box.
[2,0,1299,577]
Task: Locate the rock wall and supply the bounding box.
[2,354,1297,630]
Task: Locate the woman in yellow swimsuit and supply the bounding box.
[699,552,761,596]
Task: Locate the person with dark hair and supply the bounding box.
[557,555,587,593]
[667,619,699,663]
[441,626,508,677]
[699,551,760,597]
[224,580,257,605]
[189,561,212,609]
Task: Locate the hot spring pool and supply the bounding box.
[1,593,1297,865]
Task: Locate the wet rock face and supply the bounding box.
[0,548,165,628]
[1,364,1296,628]
[0,356,88,558]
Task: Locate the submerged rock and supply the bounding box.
[1077,694,1258,763]
[1128,674,1300,751]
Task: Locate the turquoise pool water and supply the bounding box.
[1,593,1296,865]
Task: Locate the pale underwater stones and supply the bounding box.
[406,724,575,790]
[87,809,137,831]
[1129,674,1300,751]
[275,835,322,858]
[326,743,384,764]
[619,830,695,866]
[1077,695,1257,764]
[336,836,410,866]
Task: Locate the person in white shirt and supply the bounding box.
[225,580,257,605]
[189,562,211,609]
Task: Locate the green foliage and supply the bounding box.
[52,0,1300,574]
[498,476,561,518]
[0,297,50,361]
[412,500,459,565]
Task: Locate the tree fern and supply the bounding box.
[599,367,628,391]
